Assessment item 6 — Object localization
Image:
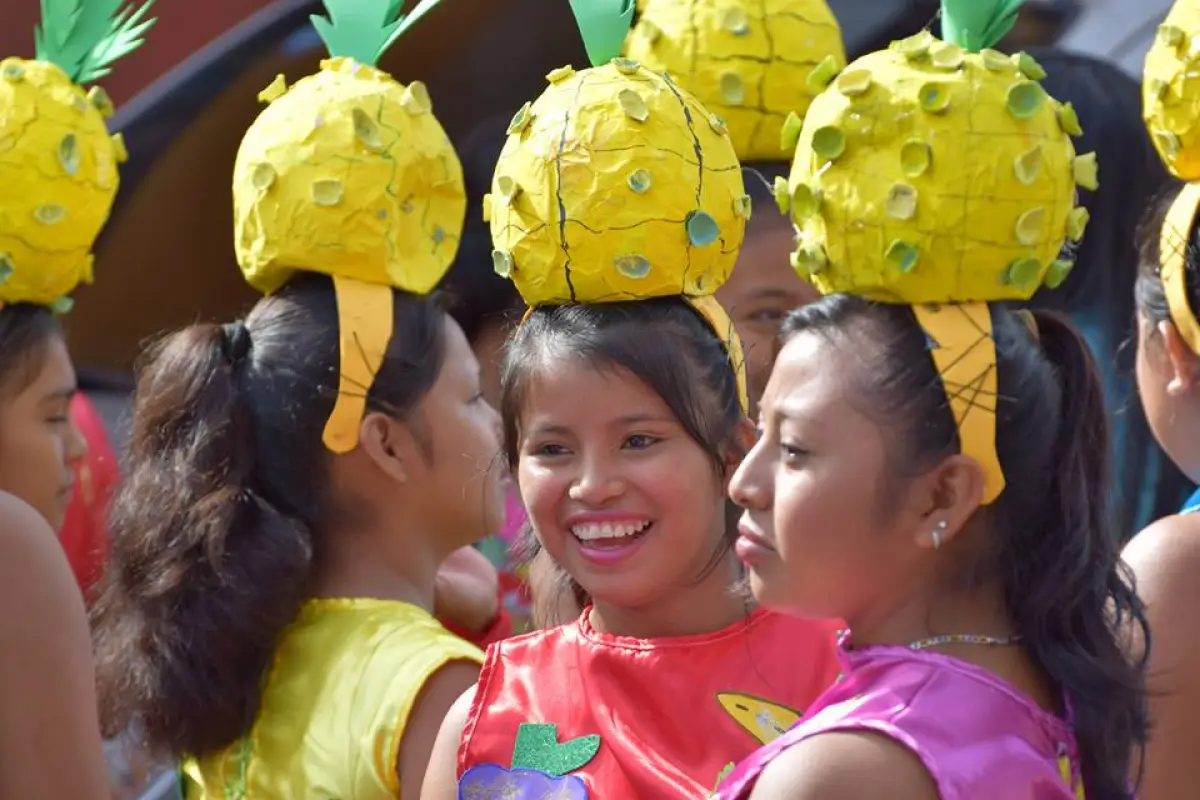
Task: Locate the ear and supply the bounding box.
[908,453,985,550]
[1158,320,1200,396]
[357,411,418,484]
[721,419,757,481]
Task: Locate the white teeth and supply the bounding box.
[571,521,651,541]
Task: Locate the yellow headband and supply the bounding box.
[912,303,1004,503]
[1160,181,1200,356]
[519,294,750,417]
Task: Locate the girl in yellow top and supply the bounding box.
[90,0,503,796]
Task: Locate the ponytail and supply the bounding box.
[92,322,314,757]
[1001,310,1149,799]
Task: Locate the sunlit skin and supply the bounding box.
[716,220,819,413]
[0,336,86,531]
[516,359,745,638]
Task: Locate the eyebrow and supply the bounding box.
[746,287,799,302]
[524,413,675,438]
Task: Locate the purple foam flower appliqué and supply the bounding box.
[459,763,589,800]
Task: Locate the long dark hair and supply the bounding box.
[0,305,63,397]
[782,296,1148,800]
[90,273,447,759]
[501,297,744,620]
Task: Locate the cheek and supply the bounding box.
[517,462,570,542]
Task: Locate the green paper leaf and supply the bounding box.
[79,0,155,83]
[35,0,157,84]
[312,0,444,66]
[939,0,1024,52]
[568,0,635,67]
[510,723,600,777]
[384,0,444,52]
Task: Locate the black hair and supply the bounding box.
[90,272,447,759]
[500,297,744,620]
[0,305,63,397]
[781,296,1148,800]
[1020,47,1186,532]
[441,114,523,344]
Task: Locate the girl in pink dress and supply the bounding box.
[714,3,1148,798]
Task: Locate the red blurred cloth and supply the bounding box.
[59,393,118,601]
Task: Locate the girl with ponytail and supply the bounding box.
[91,1,506,796]
[717,1,1148,797]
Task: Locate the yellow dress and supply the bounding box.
[181,598,483,798]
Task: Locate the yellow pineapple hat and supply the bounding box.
[784,0,1096,503]
[624,0,846,163]
[489,0,750,413]
[233,0,465,453]
[1143,1,1200,361]
[1143,0,1200,180]
[0,0,156,312]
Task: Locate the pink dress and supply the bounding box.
[714,634,1086,800]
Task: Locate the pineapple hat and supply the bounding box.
[1143,0,1200,360]
[624,0,846,164]
[488,0,750,413]
[783,0,1096,504]
[0,0,156,312]
[232,0,465,453]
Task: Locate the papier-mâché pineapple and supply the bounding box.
[233,0,465,296]
[0,0,154,308]
[1143,0,1200,179]
[488,2,747,307]
[786,0,1096,304]
[625,0,845,162]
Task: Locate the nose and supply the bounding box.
[65,412,88,467]
[728,436,769,510]
[567,452,623,506]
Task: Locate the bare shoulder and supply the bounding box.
[1124,513,1200,596]
[400,661,480,792]
[0,492,84,639]
[750,731,939,800]
[418,683,479,800]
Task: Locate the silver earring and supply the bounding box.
[932,520,948,550]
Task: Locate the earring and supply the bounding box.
[932,519,948,550]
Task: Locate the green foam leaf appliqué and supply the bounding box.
[939,0,1025,53]
[569,0,635,67]
[510,723,601,777]
[311,0,445,66]
[35,0,157,84]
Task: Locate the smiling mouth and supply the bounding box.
[570,520,653,549]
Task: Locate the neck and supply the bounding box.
[588,554,751,639]
[310,517,442,612]
[848,579,1014,649]
[847,578,1058,711]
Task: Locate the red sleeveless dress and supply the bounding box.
[457,608,841,798]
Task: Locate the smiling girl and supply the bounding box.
[419,6,839,799]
